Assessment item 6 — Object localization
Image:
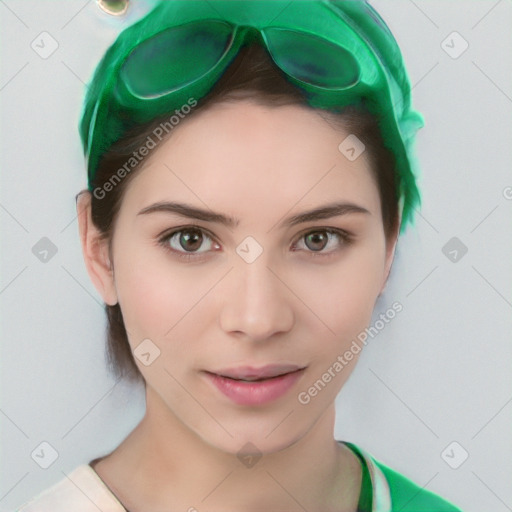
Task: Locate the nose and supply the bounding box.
[219,255,294,342]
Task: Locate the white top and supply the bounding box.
[14,445,393,512]
[15,464,129,512]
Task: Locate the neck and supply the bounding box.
[98,386,361,512]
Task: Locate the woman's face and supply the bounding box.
[91,100,397,455]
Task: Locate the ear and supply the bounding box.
[379,216,401,296]
[76,191,118,306]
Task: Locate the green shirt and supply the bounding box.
[342,441,463,511]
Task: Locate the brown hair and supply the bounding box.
[81,43,400,384]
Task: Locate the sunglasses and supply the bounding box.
[117,21,382,102]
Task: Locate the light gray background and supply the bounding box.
[1,1,511,511]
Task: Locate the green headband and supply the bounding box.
[79,0,424,232]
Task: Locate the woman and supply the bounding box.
[16,0,463,510]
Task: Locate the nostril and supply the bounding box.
[97,0,129,16]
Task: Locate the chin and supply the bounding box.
[194,417,311,458]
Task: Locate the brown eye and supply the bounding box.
[304,231,329,251]
[159,227,218,256]
[178,229,204,252]
[293,228,353,257]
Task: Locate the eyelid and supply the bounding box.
[158,224,218,242]
[293,225,354,241]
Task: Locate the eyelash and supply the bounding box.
[157,225,354,261]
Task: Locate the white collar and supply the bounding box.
[351,444,392,512]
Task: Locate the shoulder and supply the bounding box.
[371,454,463,511]
[15,464,125,512]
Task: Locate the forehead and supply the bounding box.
[120,100,380,224]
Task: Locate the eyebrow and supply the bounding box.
[137,200,371,228]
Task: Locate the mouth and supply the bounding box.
[203,364,306,406]
[213,364,304,380]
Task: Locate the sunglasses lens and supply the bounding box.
[265,28,361,89]
[120,21,233,98]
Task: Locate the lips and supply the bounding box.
[203,364,306,406]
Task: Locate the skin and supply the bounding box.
[77,99,399,512]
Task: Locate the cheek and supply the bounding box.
[291,244,385,342]
[113,246,217,344]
